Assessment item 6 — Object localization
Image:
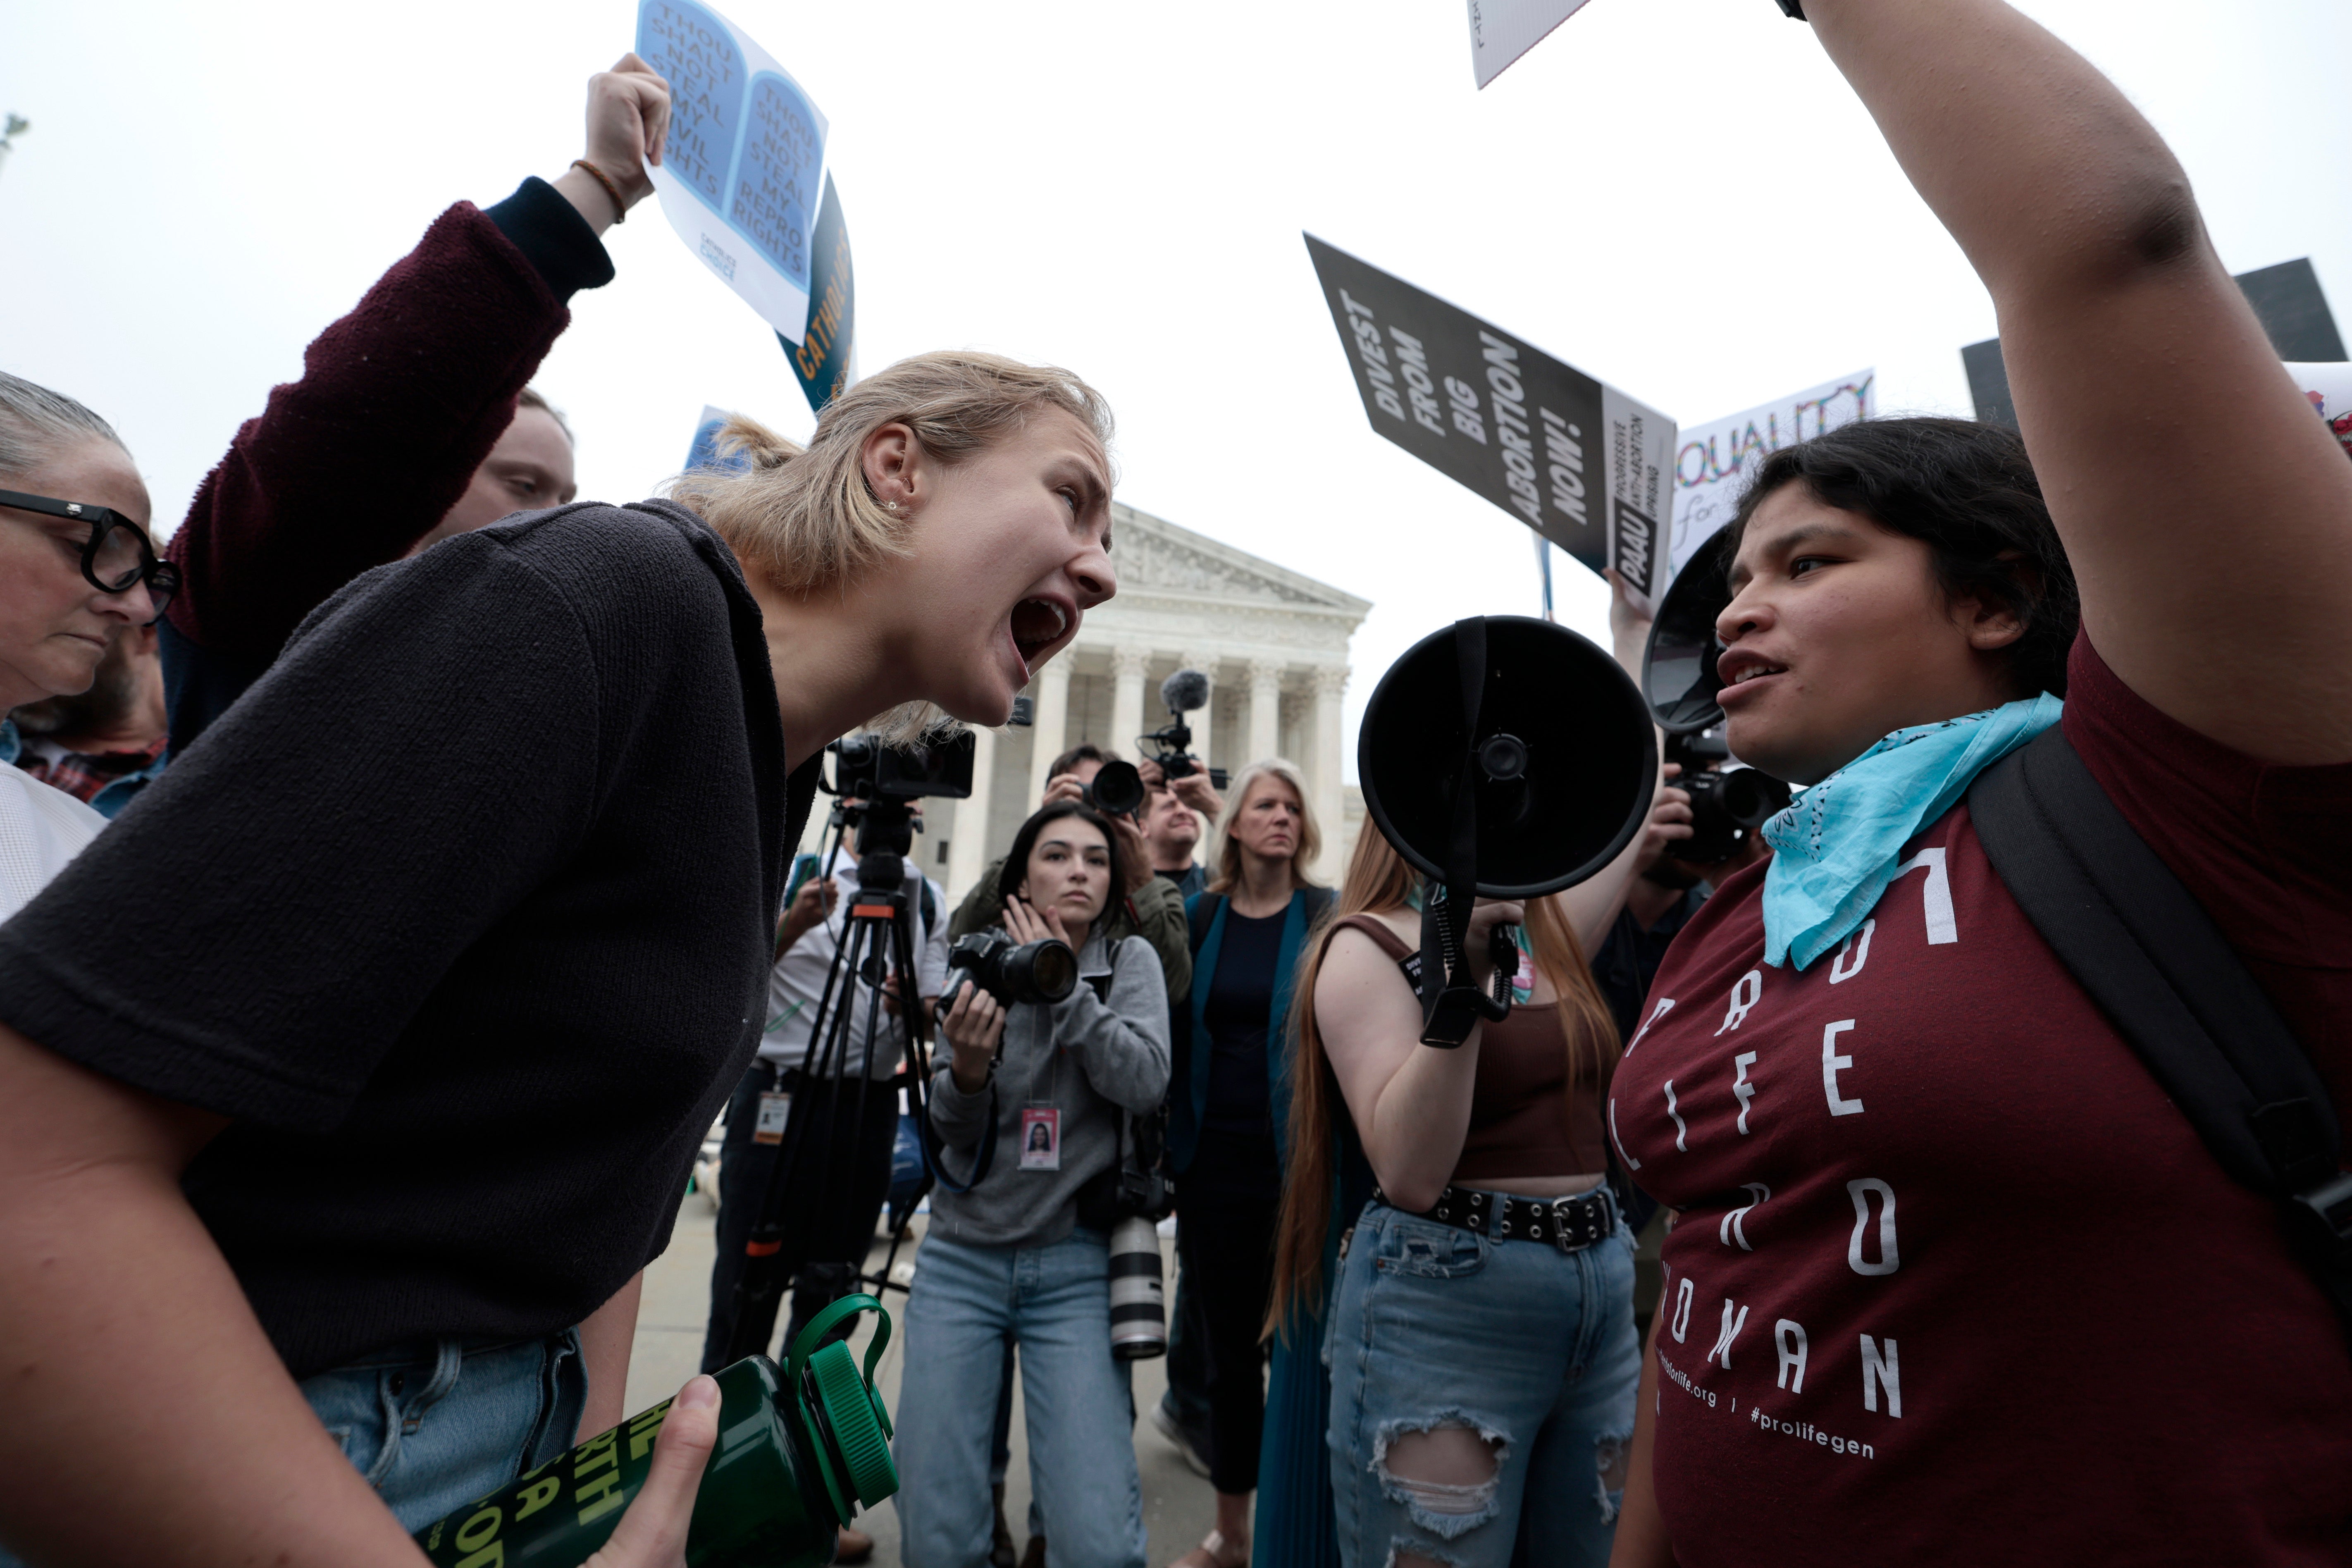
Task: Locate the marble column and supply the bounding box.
[1310,664,1348,881]
[945,723,997,902]
[1245,659,1284,767]
[1109,646,1151,764]
[1024,659,1072,809]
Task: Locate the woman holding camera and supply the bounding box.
[1603,4,2352,1564]
[1266,824,1641,1568]
[0,346,1121,1568]
[898,799,1173,1568]
[1162,760,1331,1568]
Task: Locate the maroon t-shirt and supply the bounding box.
[1612,637,2352,1565]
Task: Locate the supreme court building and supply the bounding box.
[830,501,1372,902]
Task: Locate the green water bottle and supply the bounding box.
[414,1295,898,1568]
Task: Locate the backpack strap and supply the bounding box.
[1970,726,2352,1325]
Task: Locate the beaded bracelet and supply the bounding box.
[570,158,628,222]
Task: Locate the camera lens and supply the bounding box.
[1089,760,1147,818]
[1006,938,1078,1005]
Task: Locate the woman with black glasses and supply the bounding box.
[0,373,177,912]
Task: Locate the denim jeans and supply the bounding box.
[1325,1198,1639,1568]
[0,1333,582,1568]
[894,1230,1146,1568]
[301,1331,588,1532]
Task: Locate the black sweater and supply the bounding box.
[0,499,818,1377]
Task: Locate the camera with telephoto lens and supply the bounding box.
[1665,729,1792,864]
[935,929,1079,1020]
[1140,669,1229,790]
[1082,759,1149,820]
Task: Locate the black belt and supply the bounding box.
[1377,1184,1617,1253]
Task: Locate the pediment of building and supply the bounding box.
[1110,502,1369,621]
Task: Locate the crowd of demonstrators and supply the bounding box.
[1161,760,1331,1568]
[0,329,1121,1568]
[895,800,1174,1568]
[157,58,665,758]
[0,375,174,912]
[1601,2,2352,1563]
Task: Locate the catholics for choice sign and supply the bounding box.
[1306,235,1679,603]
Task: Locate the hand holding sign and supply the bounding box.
[551,54,674,234]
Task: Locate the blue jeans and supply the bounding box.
[1325,1200,1639,1568]
[301,1331,588,1532]
[894,1231,1146,1568]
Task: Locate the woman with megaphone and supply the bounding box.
[1260,776,1691,1568]
[1604,2,2352,1565]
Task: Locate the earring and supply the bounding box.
[884,500,900,512]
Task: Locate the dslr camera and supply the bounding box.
[1082,759,1149,820]
[1665,729,1791,864]
[1141,669,1228,790]
[937,929,1078,1018]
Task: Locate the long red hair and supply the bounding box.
[1265,827,1621,1336]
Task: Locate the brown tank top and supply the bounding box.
[1329,914,1610,1182]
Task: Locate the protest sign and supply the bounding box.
[684,404,747,474]
[1467,0,1593,88]
[1305,234,1678,601]
[637,0,856,413]
[1668,372,1874,585]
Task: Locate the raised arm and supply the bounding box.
[1801,0,2352,763]
[165,55,668,671]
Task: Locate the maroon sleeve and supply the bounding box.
[165,202,569,659]
[2061,634,2352,1124]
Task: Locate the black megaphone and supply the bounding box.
[1357,616,1658,1047]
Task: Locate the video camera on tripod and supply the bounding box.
[711,728,977,1365]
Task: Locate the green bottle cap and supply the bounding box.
[809,1339,898,1508]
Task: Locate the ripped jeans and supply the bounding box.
[1324,1197,1639,1568]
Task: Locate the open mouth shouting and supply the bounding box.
[1716,647,1789,703]
[1007,594,1076,684]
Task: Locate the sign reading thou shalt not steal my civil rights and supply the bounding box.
[636,0,856,413]
[1306,235,1679,603]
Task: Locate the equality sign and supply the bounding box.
[1305,234,1679,601]
[1467,0,1594,88]
[637,0,855,413]
[1668,372,1875,585]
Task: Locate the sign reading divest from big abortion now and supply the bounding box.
[637,0,856,413]
[1306,235,1678,600]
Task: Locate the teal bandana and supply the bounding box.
[1759,694,2063,969]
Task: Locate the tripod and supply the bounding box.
[714,791,939,1365]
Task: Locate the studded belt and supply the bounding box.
[1376,1183,1617,1253]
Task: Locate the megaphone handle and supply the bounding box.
[1487,925,1517,1006]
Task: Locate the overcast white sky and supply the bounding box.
[5,0,2348,778]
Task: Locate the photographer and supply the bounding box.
[1605,4,2352,1563]
[0,348,1119,1566]
[896,801,1172,1568]
[1145,770,1224,900]
[952,744,1193,1007]
[1161,760,1330,1568]
[698,807,947,1356]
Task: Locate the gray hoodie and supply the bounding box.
[926,931,1171,1249]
